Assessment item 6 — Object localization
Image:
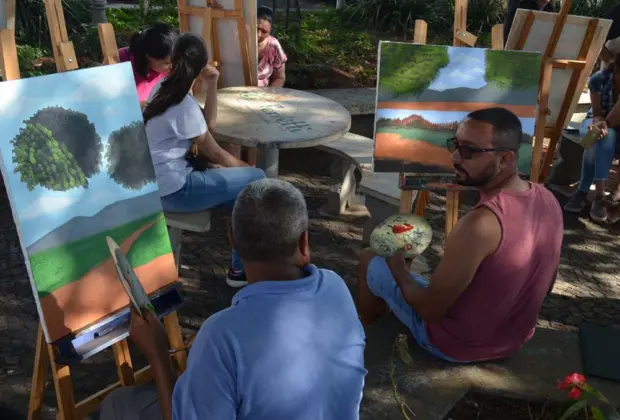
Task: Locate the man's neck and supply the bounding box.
[479,172,529,195]
[245,262,307,284]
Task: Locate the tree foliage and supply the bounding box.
[11,123,88,191]
[106,121,156,190]
[484,50,541,91]
[379,43,449,96]
[24,106,103,177]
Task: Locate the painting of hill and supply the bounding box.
[373,42,541,178]
[0,63,178,343]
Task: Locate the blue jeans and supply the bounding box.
[161,167,266,270]
[578,118,617,193]
[366,256,463,363]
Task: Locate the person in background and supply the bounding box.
[563,53,620,222]
[100,179,367,420]
[119,23,178,105]
[143,32,265,288]
[503,0,554,46]
[257,6,287,87]
[598,2,620,70]
[358,107,563,363]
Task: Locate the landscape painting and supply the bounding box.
[374,42,542,178]
[0,63,177,343]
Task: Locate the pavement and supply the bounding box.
[2,147,620,419]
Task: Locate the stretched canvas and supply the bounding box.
[185,0,258,87]
[0,63,177,343]
[506,10,611,130]
[373,42,542,177]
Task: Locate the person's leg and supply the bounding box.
[590,128,617,222]
[357,249,458,362]
[99,384,161,420]
[565,119,595,213]
[160,167,266,287]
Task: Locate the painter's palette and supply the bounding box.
[370,214,432,258]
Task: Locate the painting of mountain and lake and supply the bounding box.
[0,63,178,343]
[374,42,542,176]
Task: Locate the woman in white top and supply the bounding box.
[143,33,265,288]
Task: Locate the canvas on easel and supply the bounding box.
[505,2,611,181]
[0,63,178,343]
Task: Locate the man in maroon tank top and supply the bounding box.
[358,107,564,363]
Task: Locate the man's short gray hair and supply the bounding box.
[232,178,309,262]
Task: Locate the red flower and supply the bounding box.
[567,387,582,400]
[557,373,587,390]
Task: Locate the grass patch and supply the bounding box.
[126,215,172,268]
[31,212,163,297]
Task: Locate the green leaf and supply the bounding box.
[396,335,413,366]
[559,400,588,420]
[591,406,605,420]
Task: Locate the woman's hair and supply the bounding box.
[129,23,177,77]
[143,33,208,124]
[257,6,274,24]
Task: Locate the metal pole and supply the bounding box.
[91,0,108,24]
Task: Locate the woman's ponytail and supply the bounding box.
[143,33,208,124]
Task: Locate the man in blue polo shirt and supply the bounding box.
[100,178,367,420]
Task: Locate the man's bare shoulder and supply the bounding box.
[449,206,502,256]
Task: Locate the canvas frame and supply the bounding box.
[178,0,258,88]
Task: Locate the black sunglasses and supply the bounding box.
[446,137,515,160]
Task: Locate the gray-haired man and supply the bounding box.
[101,178,367,420]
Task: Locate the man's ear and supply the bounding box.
[298,231,310,265]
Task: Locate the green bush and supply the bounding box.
[342,0,435,37]
[553,0,616,18]
[434,0,506,36]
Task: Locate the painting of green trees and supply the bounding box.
[379,43,450,96]
[484,50,541,91]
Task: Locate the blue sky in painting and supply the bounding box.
[0,63,158,247]
[376,109,536,135]
[428,47,487,91]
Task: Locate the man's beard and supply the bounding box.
[454,162,497,187]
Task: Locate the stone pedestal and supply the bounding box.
[547,131,584,186]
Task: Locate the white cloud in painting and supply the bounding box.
[0,82,20,113]
[21,196,77,220]
[67,64,134,102]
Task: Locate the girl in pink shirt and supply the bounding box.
[119,23,178,104]
[257,7,287,87]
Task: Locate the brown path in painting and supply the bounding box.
[41,216,178,341]
[376,101,537,118]
[375,132,454,171]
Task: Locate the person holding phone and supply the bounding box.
[563,54,620,223]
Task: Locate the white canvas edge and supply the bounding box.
[0,86,53,343]
[371,41,383,174]
[505,9,612,129]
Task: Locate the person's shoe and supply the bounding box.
[226,268,248,288]
[563,191,588,213]
[590,195,608,223]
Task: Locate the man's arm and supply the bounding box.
[388,207,501,322]
[129,310,177,420]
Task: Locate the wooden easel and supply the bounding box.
[401,1,501,240]
[0,4,189,419]
[177,0,257,163]
[509,0,595,182]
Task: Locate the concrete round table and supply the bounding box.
[211,86,352,178]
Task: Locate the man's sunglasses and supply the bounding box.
[446,137,515,160]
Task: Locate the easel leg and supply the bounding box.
[50,357,77,420]
[445,191,460,239]
[28,325,50,420]
[539,129,562,183]
[164,312,188,372]
[414,190,430,217]
[113,341,135,386]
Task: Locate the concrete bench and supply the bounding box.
[309,88,376,116]
[358,172,402,245]
[361,313,620,419]
[317,132,374,215]
[165,210,212,273]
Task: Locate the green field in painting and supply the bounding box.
[31,212,164,298]
[376,126,453,148]
[126,216,172,268]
